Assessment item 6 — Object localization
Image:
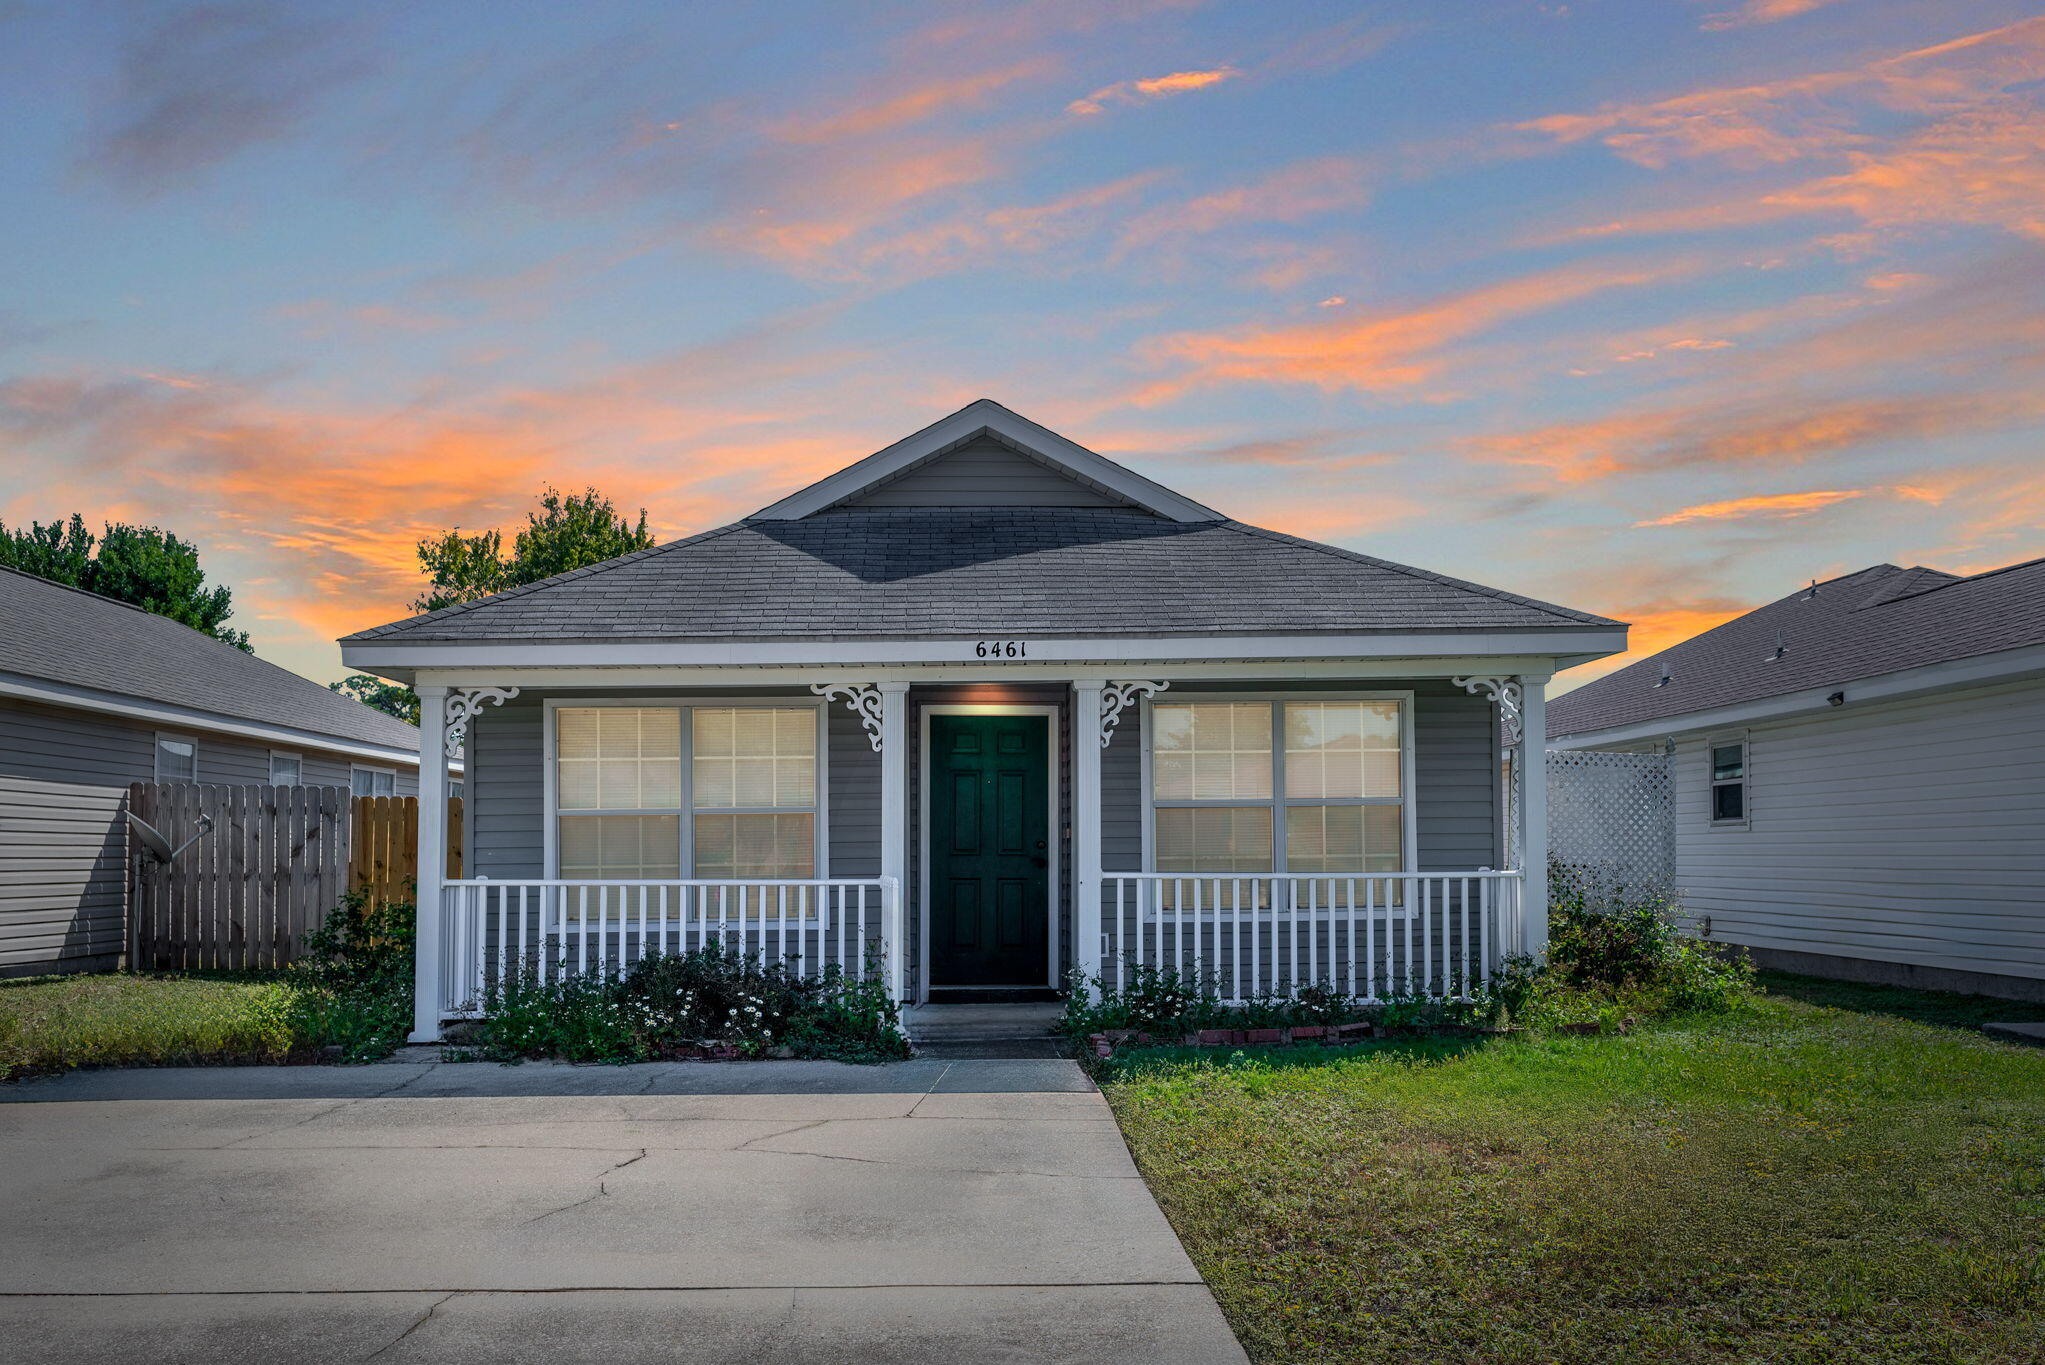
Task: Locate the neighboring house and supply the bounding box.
[341,400,1627,1039]
[0,567,443,976]
[1549,558,2045,1002]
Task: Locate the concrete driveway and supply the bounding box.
[0,1057,1247,1364]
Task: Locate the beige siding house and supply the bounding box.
[0,568,440,976]
[341,401,1627,1040]
[1550,559,2045,1002]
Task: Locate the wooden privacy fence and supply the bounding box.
[350,795,462,908]
[128,784,461,970]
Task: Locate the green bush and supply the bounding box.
[285,890,416,1061]
[1532,889,1755,1022]
[465,941,908,1065]
[1058,965,1498,1043]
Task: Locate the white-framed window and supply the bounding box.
[351,766,397,798]
[549,703,824,905]
[1147,695,1412,889]
[154,733,198,783]
[1708,737,1747,826]
[268,751,302,786]
[448,779,465,800]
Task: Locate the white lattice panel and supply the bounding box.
[1546,750,1674,911]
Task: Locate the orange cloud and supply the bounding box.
[772,59,1056,144]
[1068,66,1238,116]
[1131,259,1691,400]
[1700,0,1850,32]
[1118,156,1369,249]
[1631,484,1944,527]
[1521,17,2045,243]
[836,172,1164,277]
[1557,598,1751,687]
[1477,393,2024,483]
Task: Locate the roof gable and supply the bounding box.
[832,431,1145,512]
[751,399,1221,522]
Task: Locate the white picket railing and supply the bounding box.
[434,877,902,1018]
[1095,871,1522,1002]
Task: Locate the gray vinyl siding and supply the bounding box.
[468,695,545,880]
[1671,677,2045,983]
[0,696,415,975]
[834,435,1141,510]
[827,705,882,876]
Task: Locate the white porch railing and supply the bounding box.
[433,877,902,1019]
[1096,871,1522,1002]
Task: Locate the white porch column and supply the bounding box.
[876,683,909,1002]
[1520,675,1550,956]
[411,684,450,1042]
[1071,678,1105,994]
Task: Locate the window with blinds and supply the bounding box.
[1151,698,1407,878]
[554,705,818,884]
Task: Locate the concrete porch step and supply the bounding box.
[905,1003,1065,1045]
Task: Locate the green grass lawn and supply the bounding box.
[0,972,296,1079]
[1100,973,2045,1364]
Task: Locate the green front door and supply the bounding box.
[928,714,1051,987]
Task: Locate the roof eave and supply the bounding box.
[1549,640,2045,749]
[344,624,1629,673]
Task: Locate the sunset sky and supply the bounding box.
[4,0,2043,691]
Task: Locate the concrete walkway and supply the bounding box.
[1,1058,1247,1364]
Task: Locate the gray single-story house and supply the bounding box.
[1549,557,2045,1002]
[340,400,1627,1040]
[0,567,442,976]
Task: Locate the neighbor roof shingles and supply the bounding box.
[0,567,424,752]
[342,510,1619,644]
[1547,556,2045,738]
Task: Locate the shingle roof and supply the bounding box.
[1547,556,2045,738]
[342,510,1619,644]
[0,567,424,753]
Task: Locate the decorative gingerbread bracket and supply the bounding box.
[1099,680,1169,748]
[444,687,521,759]
[1452,675,1524,748]
[811,682,885,752]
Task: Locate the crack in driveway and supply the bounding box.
[517,1149,649,1227]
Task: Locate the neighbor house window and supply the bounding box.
[1709,740,1747,824]
[553,705,819,892]
[352,766,397,797]
[1150,698,1407,881]
[154,734,198,782]
[269,752,302,786]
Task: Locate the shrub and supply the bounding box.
[286,890,416,1061]
[1537,890,1754,1021]
[464,940,909,1064]
[1058,965,1502,1043]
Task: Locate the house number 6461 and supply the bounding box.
[975,639,1027,658]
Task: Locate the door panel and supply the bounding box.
[929,714,1050,986]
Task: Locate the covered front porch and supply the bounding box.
[404,666,1550,1038]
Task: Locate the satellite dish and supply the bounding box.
[127,811,214,865]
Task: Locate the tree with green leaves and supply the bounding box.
[328,674,419,725]
[413,486,655,613]
[0,515,251,650]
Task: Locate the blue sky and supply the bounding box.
[3,0,2042,687]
